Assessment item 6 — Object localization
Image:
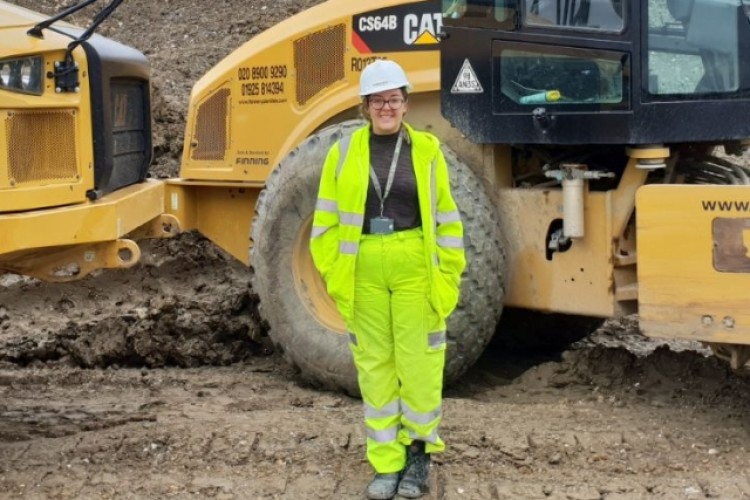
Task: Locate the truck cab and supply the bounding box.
[441,0,750,144]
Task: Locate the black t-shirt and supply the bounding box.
[363,130,422,234]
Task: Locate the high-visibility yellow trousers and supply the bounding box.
[348,227,447,474]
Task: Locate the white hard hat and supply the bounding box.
[359,60,411,96]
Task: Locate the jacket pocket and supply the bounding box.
[325,257,355,322]
[430,270,460,320]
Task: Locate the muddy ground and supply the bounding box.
[3,1,750,498]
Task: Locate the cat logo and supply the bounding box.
[353,1,442,53]
[403,13,442,46]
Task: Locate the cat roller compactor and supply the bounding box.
[2,0,750,395]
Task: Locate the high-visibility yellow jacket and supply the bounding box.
[310,123,466,322]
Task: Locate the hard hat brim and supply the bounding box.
[359,83,412,97]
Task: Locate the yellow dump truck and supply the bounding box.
[2,0,750,394]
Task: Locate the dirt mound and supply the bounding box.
[0,233,269,369]
[459,319,750,408]
[557,343,750,407]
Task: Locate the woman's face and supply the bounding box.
[367,89,407,135]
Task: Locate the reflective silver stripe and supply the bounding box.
[367,426,399,443]
[431,160,437,236]
[311,225,331,238]
[316,198,338,213]
[433,253,439,266]
[402,401,441,425]
[437,236,464,249]
[349,333,358,346]
[428,331,446,349]
[409,428,440,445]
[437,210,461,224]
[339,211,364,227]
[340,241,359,255]
[364,399,401,420]
[335,135,352,179]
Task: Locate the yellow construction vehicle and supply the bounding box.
[0,0,178,279]
[2,0,750,394]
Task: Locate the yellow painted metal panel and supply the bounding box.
[0,180,165,255]
[165,182,259,266]
[0,181,88,213]
[637,184,750,343]
[164,183,198,232]
[180,0,441,182]
[0,42,95,211]
[195,187,258,265]
[498,189,615,317]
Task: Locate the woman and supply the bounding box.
[310,60,466,500]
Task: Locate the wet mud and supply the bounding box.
[3,1,750,498]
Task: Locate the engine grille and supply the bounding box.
[294,24,346,106]
[191,88,230,162]
[5,110,78,186]
[107,80,150,191]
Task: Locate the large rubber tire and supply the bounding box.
[250,119,505,396]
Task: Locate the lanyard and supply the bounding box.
[369,132,404,217]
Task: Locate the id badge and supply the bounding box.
[370,216,394,235]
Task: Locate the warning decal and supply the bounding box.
[451,59,484,94]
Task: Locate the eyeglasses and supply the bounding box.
[368,96,406,110]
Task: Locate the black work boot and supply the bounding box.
[366,472,400,500]
[397,440,430,498]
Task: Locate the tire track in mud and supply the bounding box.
[2,336,750,499]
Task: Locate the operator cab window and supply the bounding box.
[524,0,626,32]
[442,0,516,29]
[496,43,629,109]
[647,0,741,96]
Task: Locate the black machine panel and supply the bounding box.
[82,36,152,196]
[440,0,750,145]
